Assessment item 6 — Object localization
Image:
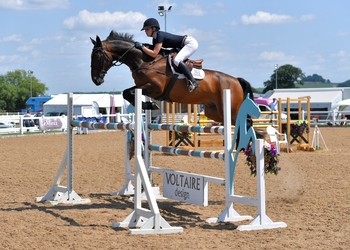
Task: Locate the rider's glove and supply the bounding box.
[135,42,143,50]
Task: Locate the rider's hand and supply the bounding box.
[135,42,143,50]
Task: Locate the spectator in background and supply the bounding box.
[340,114,347,126]
[327,115,333,126]
[24,110,32,132]
[269,98,278,111]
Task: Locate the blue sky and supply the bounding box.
[1,0,349,95]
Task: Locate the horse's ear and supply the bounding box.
[90,37,96,46]
[96,35,102,47]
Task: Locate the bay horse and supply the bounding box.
[90,30,254,126]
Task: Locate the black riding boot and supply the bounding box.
[178,61,200,92]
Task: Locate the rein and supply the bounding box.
[92,42,168,77]
[132,55,167,75]
[113,45,135,66]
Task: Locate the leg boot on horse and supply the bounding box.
[178,61,200,92]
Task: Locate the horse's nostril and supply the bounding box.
[93,78,104,86]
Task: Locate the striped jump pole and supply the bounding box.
[148,124,224,134]
[71,120,134,131]
[147,111,228,161]
[148,144,225,160]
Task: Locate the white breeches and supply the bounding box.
[173,36,198,66]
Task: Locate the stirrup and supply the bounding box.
[187,83,195,92]
[187,80,199,92]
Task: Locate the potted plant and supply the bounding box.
[244,141,281,176]
[291,120,310,137]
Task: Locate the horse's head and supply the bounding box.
[90,35,114,86]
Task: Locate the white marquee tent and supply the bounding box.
[43,93,125,117]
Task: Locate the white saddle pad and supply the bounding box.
[168,55,205,80]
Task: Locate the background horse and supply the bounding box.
[90,30,254,125]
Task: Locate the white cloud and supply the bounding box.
[175,28,215,43]
[313,54,326,63]
[239,11,315,25]
[31,50,40,57]
[308,65,323,71]
[300,14,316,21]
[0,34,23,43]
[0,55,22,63]
[337,65,350,71]
[258,51,293,61]
[63,10,147,30]
[179,3,205,16]
[17,45,33,52]
[330,50,349,57]
[0,0,70,10]
[337,31,350,37]
[249,42,270,47]
[241,11,293,25]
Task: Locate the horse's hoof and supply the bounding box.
[142,102,160,110]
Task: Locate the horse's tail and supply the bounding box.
[236,77,266,141]
[237,77,254,100]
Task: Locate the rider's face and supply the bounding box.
[144,27,153,37]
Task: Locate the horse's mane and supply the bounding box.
[105,30,172,59]
[106,30,135,42]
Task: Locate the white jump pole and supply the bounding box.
[112,89,183,234]
[35,93,90,205]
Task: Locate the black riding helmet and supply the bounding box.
[141,18,160,31]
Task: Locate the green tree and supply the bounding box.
[338,79,350,87]
[0,70,48,111]
[262,64,305,93]
[303,74,326,83]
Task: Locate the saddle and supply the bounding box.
[155,50,205,103]
[170,51,204,71]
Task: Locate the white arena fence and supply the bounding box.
[0,112,139,135]
[1,107,348,136]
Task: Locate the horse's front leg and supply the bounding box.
[122,86,159,110]
[140,84,160,110]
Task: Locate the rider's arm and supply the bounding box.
[142,43,162,58]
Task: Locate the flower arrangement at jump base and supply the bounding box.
[244,141,281,177]
[291,120,310,137]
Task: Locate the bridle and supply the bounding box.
[91,45,135,78]
[91,42,168,79]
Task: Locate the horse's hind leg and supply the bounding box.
[122,86,159,110]
[204,104,223,124]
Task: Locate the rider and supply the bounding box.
[135,18,200,92]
